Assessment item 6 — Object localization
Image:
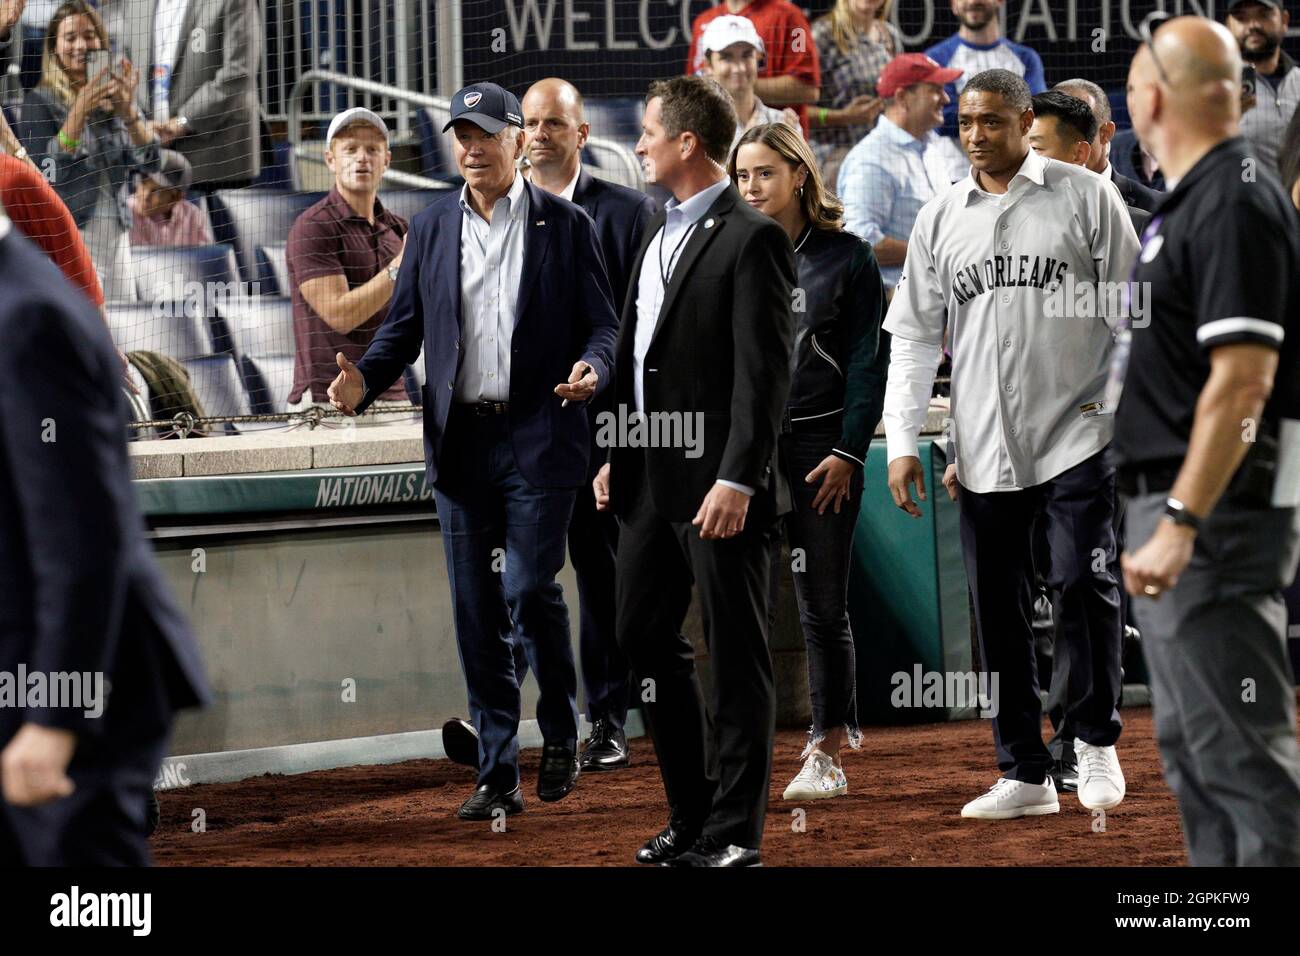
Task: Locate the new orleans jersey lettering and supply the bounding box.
[951,253,1070,305]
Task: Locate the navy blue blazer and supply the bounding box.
[0,219,210,747]
[354,179,619,490]
[571,168,658,314]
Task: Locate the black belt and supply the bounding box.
[1116,460,1181,497]
[453,401,509,417]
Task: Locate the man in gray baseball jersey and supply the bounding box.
[883,69,1140,820]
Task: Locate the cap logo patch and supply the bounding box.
[464,91,482,108]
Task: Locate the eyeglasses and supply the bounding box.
[1139,10,1174,85]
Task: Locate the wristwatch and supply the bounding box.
[386,264,400,283]
[1163,497,1203,532]
[11,145,27,162]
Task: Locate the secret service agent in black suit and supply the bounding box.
[595,76,796,867]
[0,216,210,865]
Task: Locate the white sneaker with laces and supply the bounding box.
[960,776,1059,819]
[782,749,848,800]
[1075,740,1126,810]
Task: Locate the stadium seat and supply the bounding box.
[208,189,326,286]
[184,353,252,422]
[378,189,451,223]
[130,244,243,305]
[256,244,290,297]
[105,300,214,360]
[223,297,295,414]
[129,244,243,353]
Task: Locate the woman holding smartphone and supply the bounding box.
[18,0,160,300]
[730,123,889,801]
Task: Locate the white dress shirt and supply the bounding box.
[882,148,1140,493]
[633,175,753,496]
[456,173,528,403]
[152,0,190,121]
[557,164,582,202]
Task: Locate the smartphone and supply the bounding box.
[1242,64,1257,100]
[85,49,113,81]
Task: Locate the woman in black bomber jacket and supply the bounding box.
[729,123,889,802]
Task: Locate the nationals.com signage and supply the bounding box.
[458,0,1275,99]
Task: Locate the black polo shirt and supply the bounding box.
[1112,136,1300,472]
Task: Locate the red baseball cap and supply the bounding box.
[877,54,963,98]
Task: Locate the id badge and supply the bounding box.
[1272,418,1300,508]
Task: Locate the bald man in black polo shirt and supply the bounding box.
[1114,15,1300,866]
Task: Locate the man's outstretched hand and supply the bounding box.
[327,352,366,415]
[555,361,597,407]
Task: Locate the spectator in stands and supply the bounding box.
[837,54,966,291]
[810,0,897,186]
[926,0,1046,136]
[701,15,800,153]
[18,0,160,301]
[0,0,21,78]
[1054,77,1161,212]
[101,0,264,190]
[1226,0,1299,175]
[1281,102,1300,207]
[0,150,103,306]
[127,148,213,246]
[285,107,409,420]
[1029,91,1149,234]
[687,0,820,129]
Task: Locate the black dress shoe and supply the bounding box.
[1049,759,1079,794]
[145,789,160,837]
[666,835,761,867]
[635,818,701,865]
[442,718,480,769]
[580,718,630,772]
[537,744,580,802]
[457,783,524,820]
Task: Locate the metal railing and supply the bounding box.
[288,69,644,191]
[262,0,437,134]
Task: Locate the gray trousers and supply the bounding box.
[1127,492,1300,866]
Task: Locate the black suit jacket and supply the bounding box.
[0,219,210,749]
[570,168,658,481]
[1128,203,1152,237]
[1111,167,1161,213]
[608,183,796,522]
[354,180,619,490]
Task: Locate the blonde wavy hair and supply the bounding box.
[728,123,845,232]
[40,1,112,110]
[824,0,896,57]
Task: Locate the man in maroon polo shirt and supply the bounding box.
[286,107,411,420]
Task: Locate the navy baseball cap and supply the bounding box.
[443,83,524,134]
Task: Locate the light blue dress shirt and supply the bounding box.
[837,116,967,288]
[456,172,528,403]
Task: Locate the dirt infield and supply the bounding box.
[153,707,1193,866]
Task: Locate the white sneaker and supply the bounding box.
[960,776,1059,819]
[782,749,848,800]
[1075,740,1126,810]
